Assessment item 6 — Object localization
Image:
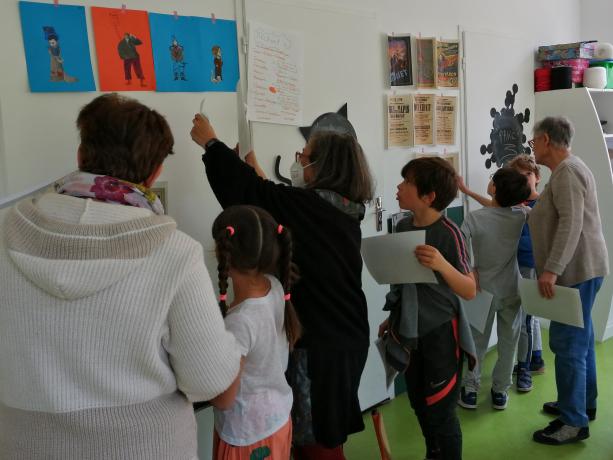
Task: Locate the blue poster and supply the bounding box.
[19,1,95,92]
[149,14,239,93]
[197,17,240,92]
[149,13,207,92]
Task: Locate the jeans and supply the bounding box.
[549,277,603,427]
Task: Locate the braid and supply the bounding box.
[277,226,302,349]
[216,231,233,317]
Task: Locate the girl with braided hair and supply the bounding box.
[211,205,301,460]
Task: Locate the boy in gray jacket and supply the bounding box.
[458,168,530,410]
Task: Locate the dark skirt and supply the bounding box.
[287,347,368,448]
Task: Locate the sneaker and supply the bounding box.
[530,357,546,374]
[458,387,477,409]
[542,401,596,421]
[491,389,508,410]
[533,418,589,445]
[516,368,533,392]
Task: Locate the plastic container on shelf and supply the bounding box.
[537,41,596,61]
[542,58,589,84]
[584,67,607,89]
[589,60,613,89]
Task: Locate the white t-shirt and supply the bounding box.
[213,275,293,446]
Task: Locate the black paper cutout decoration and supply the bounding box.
[481,84,531,169]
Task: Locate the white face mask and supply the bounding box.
[290,160,316,188]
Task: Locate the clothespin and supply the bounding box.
[53,0,59,7]
[173,10,178,20]
[121,4,127,14]
[211,13,216,24]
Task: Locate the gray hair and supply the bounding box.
[533,116,574,149]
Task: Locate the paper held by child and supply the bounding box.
[361,231,438,285]
[519,278,584,328]
[375,337,398,388]
[236,80,252,158]
[459,289,493,334]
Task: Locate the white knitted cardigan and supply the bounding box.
[0,193,240,459]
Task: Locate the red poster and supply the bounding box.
[91,7,156,91]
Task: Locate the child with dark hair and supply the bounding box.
[458,168,531,411]
[211,205,301,460]
[458,155,545,393]
[379,157,477,460]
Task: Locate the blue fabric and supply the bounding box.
[549,277,603,427]
[516,200,537,268]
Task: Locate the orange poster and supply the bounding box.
[91,7,155,91]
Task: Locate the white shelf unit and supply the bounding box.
[536,88,613,341]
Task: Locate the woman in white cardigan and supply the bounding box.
[0,93,241,459]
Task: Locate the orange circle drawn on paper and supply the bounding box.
[268,86,277,93]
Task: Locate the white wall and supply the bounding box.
[375,0,581,219]
[581,0,613,43]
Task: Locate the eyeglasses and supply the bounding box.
[295,151,311,162]
[528,135,542,149]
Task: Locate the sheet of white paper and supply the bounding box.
[519,278,584,328]
[361,231,438,285]
[236,80,252,158]
[459,290,493,334]
[247,21,304,125]
[375,337,399,388]
[199,98,208,119]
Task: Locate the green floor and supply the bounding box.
[345,330,613,460]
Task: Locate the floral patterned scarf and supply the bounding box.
[55,171,165,215]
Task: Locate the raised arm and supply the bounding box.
[457,176,493,207]
[190,113,300,219]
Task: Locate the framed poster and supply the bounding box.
[436,40,459,88]
[388,34,412,87]
[435,95,457,145]
[416,37,435,88]
[414,93,434,144]
[387,93,414,147]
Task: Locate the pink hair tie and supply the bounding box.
[219,294,227,301]
[284,293,291,301]
[277,224,284,234]
[226,226,235,236]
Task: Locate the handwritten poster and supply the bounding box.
[436,40,459,88]
[414,94,434,145]
[416,37,435,88]
[388,34,412,87]
[435,96,457,144]
[247,22,304,125]
[387,94,414,148]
